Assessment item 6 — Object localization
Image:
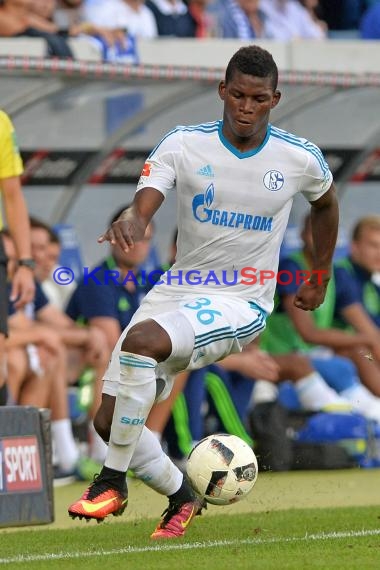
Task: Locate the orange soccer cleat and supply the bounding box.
[150,497,205,539]
[68,473,128,523]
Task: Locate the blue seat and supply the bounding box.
[53,223,84,281]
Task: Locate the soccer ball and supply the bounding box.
[186,434,258,506]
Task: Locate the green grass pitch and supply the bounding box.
[1,469,379,569]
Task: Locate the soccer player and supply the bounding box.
[0,110,35,405]
[68,45,339,538]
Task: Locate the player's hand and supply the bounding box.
[10,266,35,310]
[249,349,280,382]
[98,213,146,253]
[293,279,329,311]
[239,346,280,382]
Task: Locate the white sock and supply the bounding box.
[88,421,108,463]
[341,384,380,423]
[150,430,162,442]
[295,372,351,412]
[130,427,183,495]
[51,419,79,472]
[105,352,157,473]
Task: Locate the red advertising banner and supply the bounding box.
[0,436,43,493]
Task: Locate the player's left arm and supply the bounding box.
[294,183,339,310]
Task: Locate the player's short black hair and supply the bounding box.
[225,45,278,91]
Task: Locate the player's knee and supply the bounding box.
[122,321,172,361]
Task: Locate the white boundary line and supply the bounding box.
[0,528,379,564]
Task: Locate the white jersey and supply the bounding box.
[136,120,333,314]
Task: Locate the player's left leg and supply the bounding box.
[130,427,205,539]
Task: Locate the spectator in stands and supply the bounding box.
[0,0,74,58]
[298,0,327,35]
[340,216,380,327]
[31,0,138,62]
[66,205,156,353]
[187,0,218,37]
[218,0,269,39]
[0,109,34,407]
[82,0,158,39]
[333,215,380,387]
[259,0,327,39]
[360,2,380,39]
[274,214,380,401]
[3,231,80,479]
[318,0,363,32]
[29,217,110,466]
[145,0,196,37]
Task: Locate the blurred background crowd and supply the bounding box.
[1,0,380,62]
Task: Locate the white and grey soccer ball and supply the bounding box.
[186,434,258,506]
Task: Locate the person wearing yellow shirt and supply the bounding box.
[0,110,35,404]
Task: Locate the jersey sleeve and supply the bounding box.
[300,142,333,203]
[136,128,183,197]
[0,111,23,179]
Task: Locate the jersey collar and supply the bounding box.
[218,121,271,159]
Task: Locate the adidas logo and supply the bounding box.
[196,164,214,177]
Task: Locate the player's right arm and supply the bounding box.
[98,188,164,253]
[99,128,180,252]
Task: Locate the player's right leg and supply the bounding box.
[68,468,128,522]
[68,394,128,522]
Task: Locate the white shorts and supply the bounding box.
[102,287,267,400]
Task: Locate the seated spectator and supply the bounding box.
[298,0,327,35]
[0,0,74,58]
[218,0,269,39]
[259,0,327,39]
[145,0,196,37]
[273,214,380,400]
[32,0,139,62]
[360,2,380,39]
[28,217,110,465]
[333,215,380,386]
[82,0,158,39]
[29,219,75,311]
[187,0,218,37]
[318,0,363,32]
[3,231,79,479]
[66,205,156,352]
[338,215,380,328]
